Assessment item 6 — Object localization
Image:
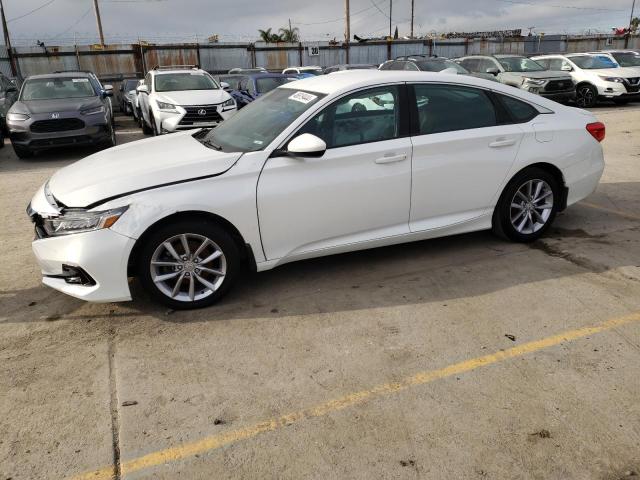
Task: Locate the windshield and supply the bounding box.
[123,79,138,91]
[256,77,290,94]
[155,72,219,92]
[204,87,325,152]
[416,59,469,73]
[498,57,545,72]
[20,77,96,100]
[218,75,245,90]
[568,55,618,69]
[611,52,640,67]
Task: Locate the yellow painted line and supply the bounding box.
[69,312,640,480]
[580,201,640,221]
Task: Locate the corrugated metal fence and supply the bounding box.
[1,34,637,88]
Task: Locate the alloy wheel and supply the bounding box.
[509,179,554,235]
[577,86,594,107]
[150,233,227,302]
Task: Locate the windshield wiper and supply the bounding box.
[203,138,223,151]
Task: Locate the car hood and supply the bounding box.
[14,97,103,115]
[512,71,572,80]
[48,130,242,208]
[156,89,231,106]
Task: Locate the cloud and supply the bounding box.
[5,0,634,45]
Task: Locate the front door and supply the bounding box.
[257,84,412,261]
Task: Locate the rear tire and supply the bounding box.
[576,84,597,108]
[12,143,33,159]
[137,220,241,310]
[492,167,560,243]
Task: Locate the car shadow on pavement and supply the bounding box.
[2,183,638,326]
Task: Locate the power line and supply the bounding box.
[495,0,626,12]
[51,6,93,39]
[7,0,57,22]
[293,0,385,25]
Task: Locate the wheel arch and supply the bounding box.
[127,210,256,276]
[499,162,568,212]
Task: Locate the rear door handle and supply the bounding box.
[489,138,517,148]
[374,153,407,164]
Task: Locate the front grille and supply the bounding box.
[544,80,574,92]
[179,105,223,126]
[625,77,640,85]
[31,118,85,133]
[623,77,640,93]
[30,135,92,147]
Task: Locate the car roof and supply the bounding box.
[153,68,206,75]
[27,72,92,80]
[493,54,525,58]
[278,69,554,103]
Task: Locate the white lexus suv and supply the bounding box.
[27,71,605,309]
[137,65,236,135]
[532,53,640,107]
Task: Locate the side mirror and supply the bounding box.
[220,81,230,90]
[486,67,500,76]
[287,133,326,157]
[103,84,114,97]
[561,65,573,72]
[137,84,149,94]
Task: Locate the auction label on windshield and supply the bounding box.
[72,78,90,82]
[289,91,317,104]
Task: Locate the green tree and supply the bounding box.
[258,28,283,43]
[279,26,300,42]
[631,17,639,33]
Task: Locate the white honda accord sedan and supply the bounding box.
[27,70,605,309]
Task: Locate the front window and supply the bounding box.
[255,77,290,94]
[297,85,400,149]
[498,57,546,72]
[154,72,219,92]
[123,79,138,91]
[204,87,325,152]
[567,55,618,69]
[20,77,97,100]
[415,59,469,73]
[611,52,640,67]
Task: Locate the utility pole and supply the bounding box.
[389,0,392,38]
[0,0,16,76]
[345,0,350,63]
[625,0,636,48]
[410,0,414,38]
[93,0,105,45]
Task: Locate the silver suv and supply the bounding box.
[455,55,575,103]
[7,71,115,158]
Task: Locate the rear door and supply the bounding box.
[408,83,524,232]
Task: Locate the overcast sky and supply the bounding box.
[4,0,636,45]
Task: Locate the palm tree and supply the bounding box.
[258,28,273,43]
[279,26,300,43]
[258,28,284,43]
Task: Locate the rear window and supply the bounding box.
[497,94,539,123]
[20,77,97,100]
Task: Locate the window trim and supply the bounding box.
[280,83,411,152]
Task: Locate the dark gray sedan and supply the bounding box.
[7,72,115,159]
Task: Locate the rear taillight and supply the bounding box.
[586,122,605,142]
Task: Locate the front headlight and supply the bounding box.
[221,98,235,110]
[80,105,105,115]
[599,76,624,83]
[42,206,128,236]
[523,78,546,86]
[156,101,178,112]
[7,112,30,121]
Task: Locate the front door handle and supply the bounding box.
[374,153,407,164]
[489,138,517,148]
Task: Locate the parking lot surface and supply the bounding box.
[1,106,640,480]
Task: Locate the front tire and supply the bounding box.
[492,167,560,242]
[138,221,241,309]
[576,84,597,108]
[141,114,153,134]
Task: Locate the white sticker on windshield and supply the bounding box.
[72,78,89,82]
[289,91,317,104]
